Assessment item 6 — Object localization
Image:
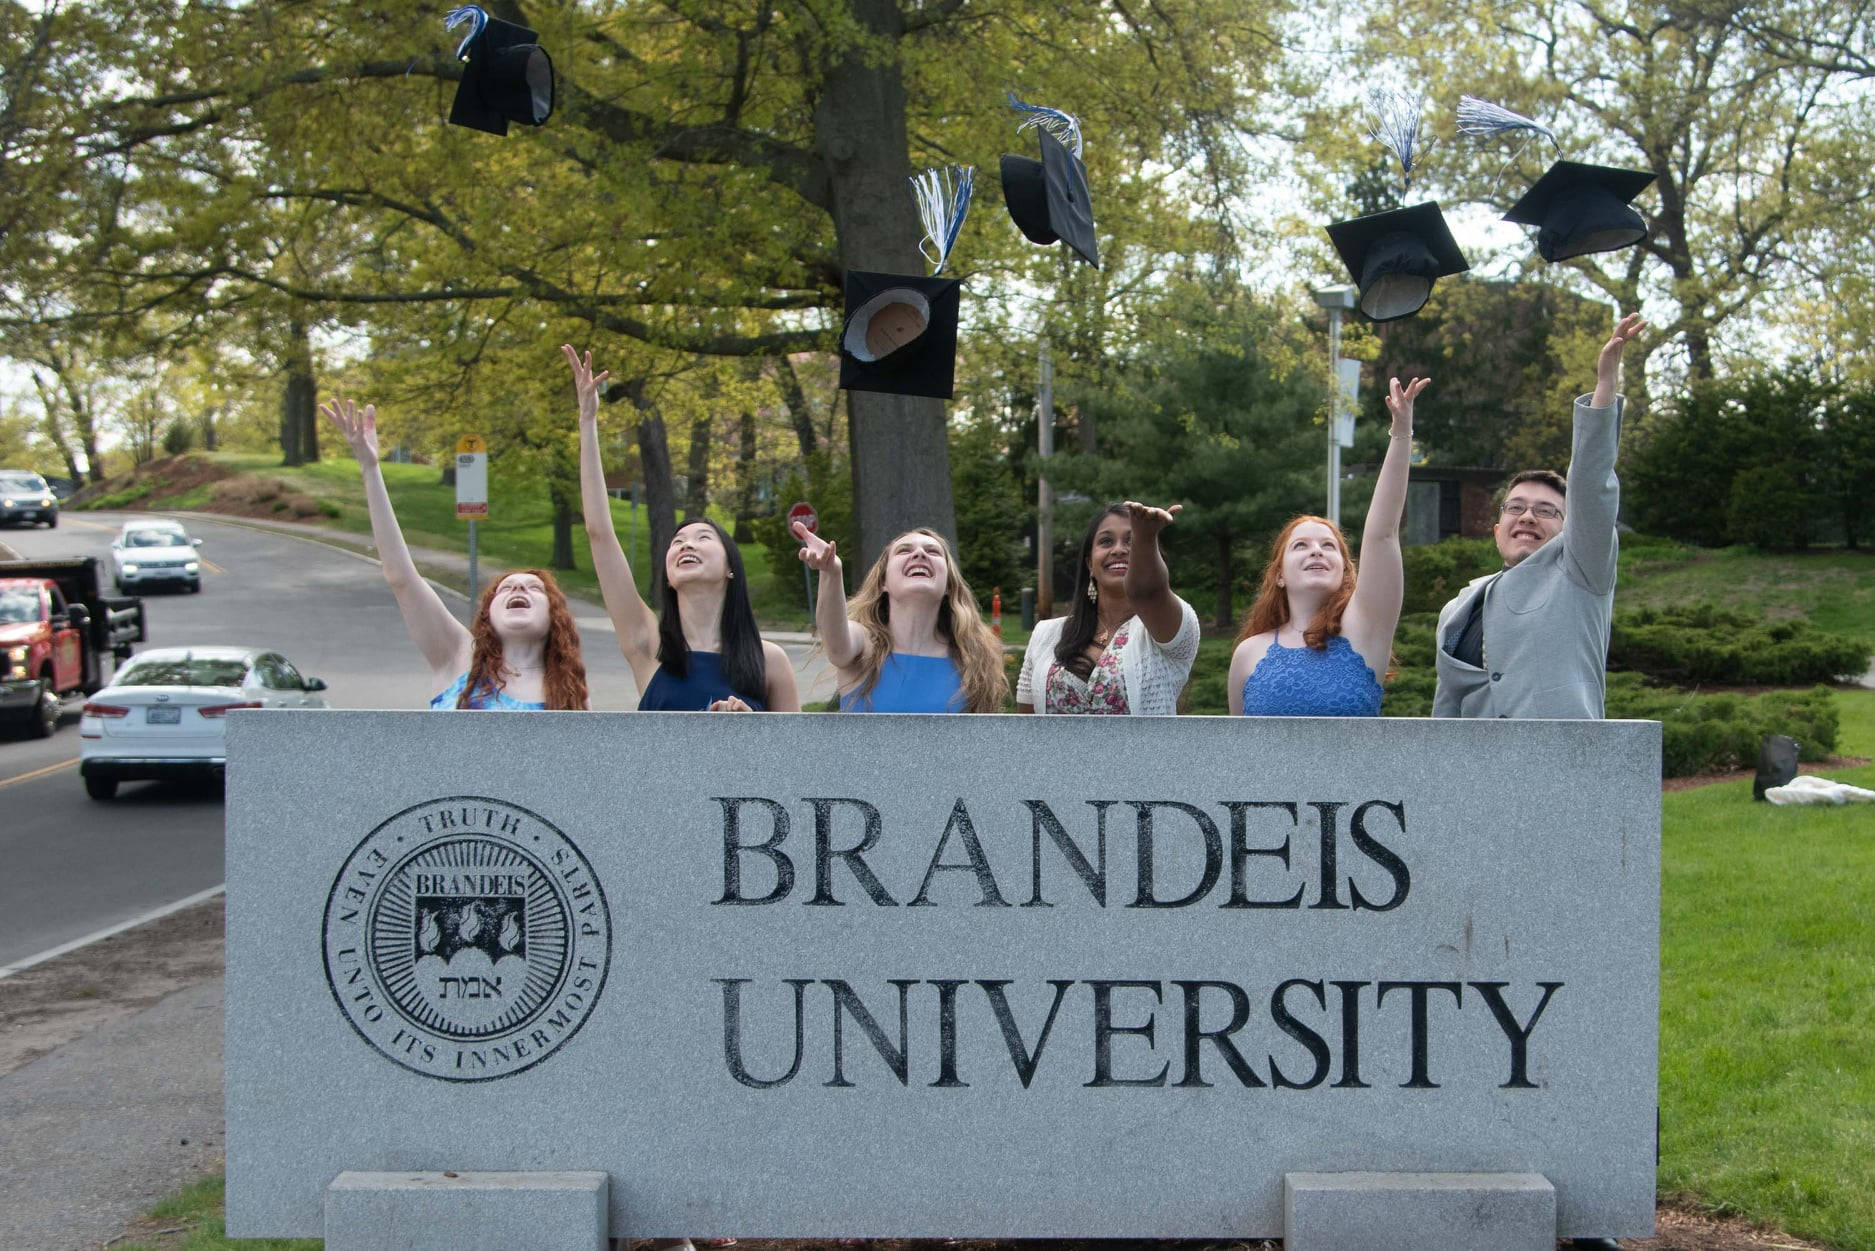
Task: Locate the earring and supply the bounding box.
[1086,579,1098,603]
[726,571,734,580]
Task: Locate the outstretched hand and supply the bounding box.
[320,397,379,467]
[1123,500,1182,545]
[1385,376,1431,436]
[561,344,610,426]
[794,521,840,572]
[1596,313,1647,395]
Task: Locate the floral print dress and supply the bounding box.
[1042,623,1131,714]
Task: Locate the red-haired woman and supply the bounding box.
[322,397,589,710]
[1226,376,1428,717]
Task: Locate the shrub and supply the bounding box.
[319,500,341,519]
[1606,677,1839,776]
[1611,603,1869,684]
[160,419,196,456]
[1399,538,1500,615]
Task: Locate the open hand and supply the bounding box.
[794,521,840,572]
[1123,501,1182,545]
[319,397,379,467]
[561,344,610,427]
[1385,376,1431,436]
[1597,313,1646,389]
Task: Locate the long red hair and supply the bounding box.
[1234,515,1357,651]
[459,569,588,710]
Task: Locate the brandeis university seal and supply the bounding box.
[322,797,611,1081]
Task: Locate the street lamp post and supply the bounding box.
[1311,284,1359,526]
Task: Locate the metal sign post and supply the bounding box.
[1311,286,1358,526]
[788,501,819,625]
[456,435,488,603]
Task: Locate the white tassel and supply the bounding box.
[1456,95,1558,147]
[1007,93,1084,158]
[910,165,976,274]
[1366,87,1427,187]
[444,5,489,61]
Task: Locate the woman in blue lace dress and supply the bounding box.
[322,397,589,710]
[1228,375,1428,717]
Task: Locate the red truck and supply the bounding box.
[0,558,146,737]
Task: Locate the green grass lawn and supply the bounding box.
[110,1176,316,1251]
[1657,688,1875,1250]
[1621,538,1875,646]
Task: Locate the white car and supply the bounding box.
[110,519,203,593]
[79,646,327,800]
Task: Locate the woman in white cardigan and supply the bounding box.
[1017,501,1200,715]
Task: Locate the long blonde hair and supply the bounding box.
[844,528,1008,713]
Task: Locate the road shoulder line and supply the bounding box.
[0,884,227,981]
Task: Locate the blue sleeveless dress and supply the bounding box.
[1240,635,1383,717]
[638,651,767,711]
[429,673,547,711]
[840,653,966,713]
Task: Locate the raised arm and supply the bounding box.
[320,397,469,680]
[795,522,862,669]
[1343,376,1427,661]
[564,345,659,670]
[1121,501,1187,645]
[1565,313,1644,594]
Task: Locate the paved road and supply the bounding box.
[0,510,834,968]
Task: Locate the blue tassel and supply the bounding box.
[1456,95,1558,147]
[1007,92,1084,157]
[1365,87,1426,189]
[444,5,489,61]
[911,165,976,273]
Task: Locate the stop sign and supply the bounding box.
[787,501,818,536]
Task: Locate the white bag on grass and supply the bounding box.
[1763,775,1875,806]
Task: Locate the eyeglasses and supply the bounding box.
[1501,501,1564,521]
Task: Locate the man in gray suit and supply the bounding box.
[1434,313,1645,719]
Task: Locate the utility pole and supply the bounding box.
[1311,285,1358,526]
[1036,338,1055,619]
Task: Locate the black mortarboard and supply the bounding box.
[1503,160,1655,262]
[1000,104,1099,268]
[447,9,554,136]
[838,271,962,399]
[1324,201,1470,322]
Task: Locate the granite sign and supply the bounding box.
[226,711,1659,1242]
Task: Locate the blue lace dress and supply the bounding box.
[1239,635,1383,717]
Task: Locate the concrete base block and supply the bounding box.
[1284,1171,1556,1251]
[325,1171,608,1251]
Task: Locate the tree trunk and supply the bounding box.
[56,373,105,484]
[626,379,678,601]
[734,407,758,542]
[281,318,317,466]
[684,413,712,522]
[202,405,220,451]
[29,371,81,484]
[776,355,819,461]
[1214,532,1235,631]
[815,0,955,567]
[550,493,576,571]
[1077,401,1096,455]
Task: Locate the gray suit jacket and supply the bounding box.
[1432,394,1623,719]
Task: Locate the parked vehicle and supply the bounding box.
[79,646,329,799]
[0,469,58,527]
[0,558,145,738]
[109,518,203,593]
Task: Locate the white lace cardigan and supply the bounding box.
[1015,598,1201,716]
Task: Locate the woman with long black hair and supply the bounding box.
[565,346,799,712]
[1015,500,1198,715]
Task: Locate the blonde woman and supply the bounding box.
[793,524,1007,713]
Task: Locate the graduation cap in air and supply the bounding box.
[1323,89,1469,321]
[1455,98,1655,262]
[445,6,554,136]
[838,166,975,400]
[1326,201,1471,322]
[999,96,1099,268]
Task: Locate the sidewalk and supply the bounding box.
[161,509,841,704]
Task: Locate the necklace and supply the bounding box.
[1093,617,1125,647]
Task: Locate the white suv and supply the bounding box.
[111,520,203,593]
